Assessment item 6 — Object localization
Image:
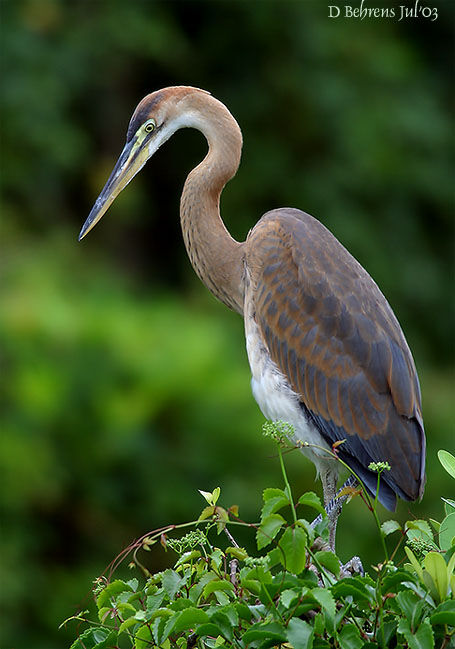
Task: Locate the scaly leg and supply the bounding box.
[320,469,342,552]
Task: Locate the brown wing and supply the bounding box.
[246,208,425,509]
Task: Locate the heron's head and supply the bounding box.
[79,86,212,240]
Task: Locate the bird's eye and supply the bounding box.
[144,119,156,133]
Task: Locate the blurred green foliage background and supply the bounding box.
[1,0,453,646]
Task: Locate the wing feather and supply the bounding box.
[246,208,425,507]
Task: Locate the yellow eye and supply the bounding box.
[144,119,156,133]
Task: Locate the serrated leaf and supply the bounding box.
[280,588,299,608]
[381,520,402,536]
[210,548,224,570]
[162,569,184,600]
[96,579,133,609]
[298,491,325,516]
[438,450,455,479]
[145,589,165,614]
[126,578,138,591]
[314,550,340,577]
[287,617,314,649]
[311,587,336,617]
[261,488,290,519]
[338,623,363,649]
[198,505,215,521]
[279,526,307,574]
[406,520,434,541]
[256,513,286,550]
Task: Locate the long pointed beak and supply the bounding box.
[79,136,150,240]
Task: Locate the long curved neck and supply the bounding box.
[179,96,245,314]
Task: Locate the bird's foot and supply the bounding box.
[340,555,364,578]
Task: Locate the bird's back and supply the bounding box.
[245,208,425,509]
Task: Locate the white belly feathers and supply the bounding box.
[244,281,334,476]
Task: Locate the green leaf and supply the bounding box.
[256,513,286,550]
[261,487,290,519]
[424,552,449,602]
[242,622,287,642]
[208,611,235,641]
[163,607,209,638]
[311,587,336,617]
[331,577,374,605]
[397,617,435,649]
[96,579,133,609]
[162,569,184,600]
[287,617,314,649]
[430,519,441,533]
[134,623,154,649]
[126,578,138,591]
[195,623,226,638]
[430,600,455,626]
[174,550,201,567]
[145,589,165,614]
[438,450,455,479]
[382,569,418,593]
[203,579,235,599]
[338,623,363,649]
[381,519,402,536]
[279,526,307,574]
[314,550,340,577]
[199,489,215,505]
[406,520,434,542]
[405,546,425,582]
[210,548,224,570]
[297,491,326,516]
[439,512,455,551]
[169,598,194,612]
[442,498,455,513]
[198,505,215,521]
[69,629,117,649]
[280,588,300,608]
[119,616,138,634]
[225,546,248,561]
[396,591,425,630]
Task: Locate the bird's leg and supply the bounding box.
[320,469,341,552]
[312,475,364,576]
[311,475,358,529]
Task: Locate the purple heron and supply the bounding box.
[80,86,426,549]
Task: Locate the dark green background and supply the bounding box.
[1,1,453,647]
